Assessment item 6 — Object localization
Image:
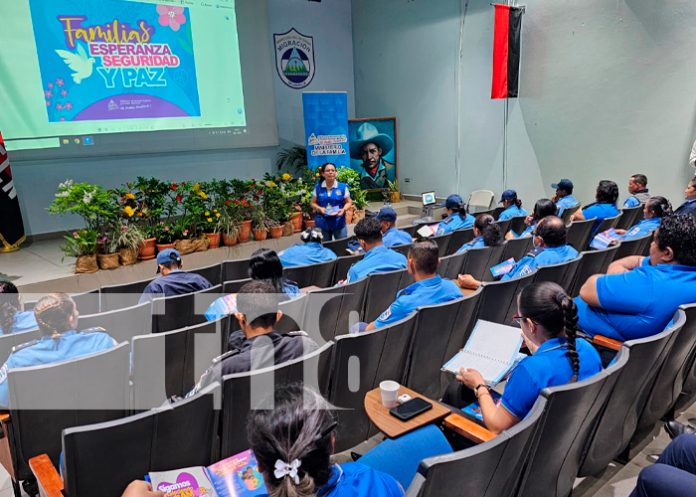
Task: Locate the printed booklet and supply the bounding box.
[490,258,516,279]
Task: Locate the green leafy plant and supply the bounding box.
[61,229,98,257]
[251,206,269,230]
[275,145,308,173]
[49,180,119,233]
[113,221,146,251]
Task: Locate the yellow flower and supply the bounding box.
[124,192,135,199]
[205,210,210,216]
[207,217,213,223]
[123,206,135,217]
[197,191,208,200]
[315,172,320,177]
[281,173,292,181]
[192,183,201,192]
[267,180,277,188]
[215,212,221,218]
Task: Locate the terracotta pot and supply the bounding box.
[389,191,401,203]
[75,254,98,273]
[270,226,283,239]
[282,221,294,236]
[290,212,303,232]
[205,232,221,249]
[253,228,268,241]
[174,238,196,255]
[223,232,238,246]
[119,247,138,266]
[156,242,175,253]
[304,219,316,229]
[352,209,366,223]
[238,220,252,243]
[138,237,156,260]
[346,208,354,224]
[97,252,120,270]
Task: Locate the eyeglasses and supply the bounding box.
[511,314,526,325]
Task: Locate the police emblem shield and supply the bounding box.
[274,28,315,89]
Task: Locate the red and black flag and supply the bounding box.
[491,4,524,99]
[0,132,25,252]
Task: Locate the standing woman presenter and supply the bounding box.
[311,163,352,241]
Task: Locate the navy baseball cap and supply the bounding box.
[551,179,574,191]
[441,194,464,209]
[499,189,518,202]
[156,248,181,273]
[376,206,398,222]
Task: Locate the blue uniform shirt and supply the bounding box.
[576,261,696,341]
[139,270,212,303]
[501,337,602,419]
[623,217,660,241]
[623,196,640,208]
[347,245,407,283]
[0,330,117,407]
[374,275,462,328]
[314,181,350,232]
[317,463,403,497]
[581,203,620,237]
[0,311,38,335]
[555,195,578,217]
[436,213,475,236]
[502,245,579,281]
[279,242,337,267]
[456,236,485,254]
[675,199,696,217]
[204,281,300,321]
[382,227,413,248]
[499,205,528,221]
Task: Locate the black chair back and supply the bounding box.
[0,329,42,365]
[71,289,100,315]
[448,228,475,254]
[500,236,533,263]
[190,262,222,286]
[460,244,505,282]
[282,259,336,289]
[568,245,619,297]
[151,285,221,334]
[566,219,595,251]
[332,254,364,285]
[592,213,623,242]
[391,243,412,256]
[62,384,219,497]
[302,278,368,342]
[437,252,468,280]
[219,342,334,457]
[78,301,152,343]
[508,216,528,237]
[363,268,409,323]
[222,277,252,293]
[613,233,652,261]
[561,205,581,225]
[322,236,352,256]
[402,225,418,236]
[616,206,643,230]
[221,258,250,281]
[475,272,536,325]
[431,233,452,257]
[533,255,583,291]
[100,277,152,312]
[673,304,696,416]
[495,219,511,236]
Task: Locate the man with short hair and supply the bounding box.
[139,248,212,303]
[551,178,579,217]
[376,206,413,247]
[345,217,407,283]
[365,239,462,330]
[624,174,651,208]
[577,214,696,341]
[457,216,579,290]
[674,178,696,217]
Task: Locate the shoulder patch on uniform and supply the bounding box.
[0,364,8,384]
[12,340,39,353]
[377,307,392,322]
[81,327,107,333]
[212,349,239,364]
[443,217,453,224]
[286,330,309,337]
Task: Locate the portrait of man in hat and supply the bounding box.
[349,118,397,190]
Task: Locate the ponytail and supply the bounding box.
[0,281,20,333]
[645,196,672,219]
[558,293,580,381]
[514,198,523,209]
[475,214,501,247]
[453,202,467,219]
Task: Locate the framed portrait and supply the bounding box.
[348,116,397,191]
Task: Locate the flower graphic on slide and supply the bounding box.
[156,5,187,31]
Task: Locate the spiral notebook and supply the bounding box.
[442,319,525,386]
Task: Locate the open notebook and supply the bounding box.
[442,319,525,386]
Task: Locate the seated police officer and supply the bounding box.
[577,214,696,341]
[624,174,651,208]
[435,194,475,235]
[376,206,413,247]
[189,280,318,395]
[628,434,696,497]
[344,217,407,284]
[674,177,696,217]
[363,239,462,330]
[278,228,337,268]
[551,178,579,218]
[570,180,621,237]
[457,216,579,290]
[0,293,117,407]
[139,248,212,303]
[0,280,37,335]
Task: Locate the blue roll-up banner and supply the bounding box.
[302,91,349,170]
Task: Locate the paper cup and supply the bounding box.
[379,380,400,408]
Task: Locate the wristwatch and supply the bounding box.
[475,383,491,399]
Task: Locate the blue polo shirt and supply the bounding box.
[623,217,660,241]
[0,311,38,335]
[456,236,485,254]
[576,261,696,341]
[436,213,475,235]
[581,203,620,236]
[346,245,407,283]
[555,195,578,217]
[0,329,117,407]
[314,181,350,232]
[317,463,403,497]
[499,205,528,221]
[624,196,640,208]
[374,275,462,328]
[501,245,579,281]
[382,227,413,248]
[675,199,696,217]
[139,270,212,303]
[279,242,337,267]
[501,337,602,419]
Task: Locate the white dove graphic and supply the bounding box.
[55,44,95,84]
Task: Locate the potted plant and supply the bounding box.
[220,197,241,246]
[202,208,223,249]
[387,179,401,203]
[62,229,99,273]
[131,177,175,259]
[251,206,269,241]
[97,231,120,270]
[275,145,308,174]
[114,221,145,266]
[267,219,283,239]
[336,167,368,224]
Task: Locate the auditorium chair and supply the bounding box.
[565,219,595,252]
[283,258,336,288]
[403,291,479,399]
[302,278,368,342]
[590,213,623,247]
[658,304,696,419]
[437,251,468,280]
[30,384,219,497]
[151,284,221,334]
[220,257,250,282]
[500,236,533,263]
[561,205,581,226]
[475,271,536,325]
[78,301,152,343]
[612,233,652,261]
[274,294,306,333]
[533,255,583,290]
[391,242,412,256]
[322,236,353,256]
[467,190,495,213]
[404,397,547,497]
[0,329,42,364]
[508,216,528,237]
[100,277,152,312]
[494,218,511,237]
[5,343,131,487]
[221,277,251,293]
[219,342,334,458]
[363,268,409,322]
[70,289,100,315]
[448,228,474,255]
[615,205,643,230]
[328,314,417,451]
[430,232,452,257]
[568,245,619,297]
[331,253,364,285]
[402,225,419,236]
[189,261,222,286]
[459,244,506,283]
[579,315,685,476]
[515,347,627,497]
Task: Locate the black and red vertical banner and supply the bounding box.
[491,4,524,99]
[0,132,25,252]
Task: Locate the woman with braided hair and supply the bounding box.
[0,281,37,335]
[0,293,116,407]
[450,281,602,433]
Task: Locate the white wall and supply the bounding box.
[353,0,696,209]
[12,0,354,235]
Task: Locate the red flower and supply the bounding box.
[176,195,183,202]
[169,183,178,190]
[225,199,231,206]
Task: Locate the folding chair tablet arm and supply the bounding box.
[442,413,496,444]
[591,334,623,351]
[29,454,64,497]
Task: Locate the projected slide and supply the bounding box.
[0,0,247,153]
